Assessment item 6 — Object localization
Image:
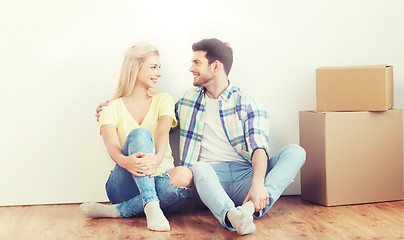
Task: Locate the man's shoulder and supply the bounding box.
[175,87,204,114]
[183,87,202,96]
[229,85,259,104]
[177,87,202,101]
[229,86,269,121]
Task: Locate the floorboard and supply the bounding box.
[1,196,403,240]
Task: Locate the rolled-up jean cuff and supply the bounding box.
[142,196,159,207]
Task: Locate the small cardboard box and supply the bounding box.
[316,65,394,111]
[299,109,403,206]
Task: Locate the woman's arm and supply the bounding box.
[146,115,173,175]
[154,115,173,160]
[101,124,148,177]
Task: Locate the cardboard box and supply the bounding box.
[299,109,403,206]
[316,65,394,111]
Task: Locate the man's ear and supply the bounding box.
[212,60,222,73]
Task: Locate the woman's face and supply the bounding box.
[136,55,161,89]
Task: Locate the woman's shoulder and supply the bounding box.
[106,98,122,107]
[101,98,123,113]
[98,98,122,123]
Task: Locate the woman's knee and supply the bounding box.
[169,166,193,188]
[125,128,153,153]
[127,128,152,141]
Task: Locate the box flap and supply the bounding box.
[317,64,391,69]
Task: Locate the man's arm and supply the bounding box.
[243,148,269,211]
[241,95,271,211]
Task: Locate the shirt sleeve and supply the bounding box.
[158,93,178,128]
[244,97,270,157]
[98,101,118,135]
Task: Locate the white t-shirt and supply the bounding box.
[198,96,246,164]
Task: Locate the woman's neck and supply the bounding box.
[126,85,150,100]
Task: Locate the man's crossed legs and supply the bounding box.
[191,144,306,235]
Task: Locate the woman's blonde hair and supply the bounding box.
[112,42,159,99]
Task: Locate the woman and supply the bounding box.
[80,42,193,232]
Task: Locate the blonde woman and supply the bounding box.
[80,42,193,232]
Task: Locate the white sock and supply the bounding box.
[80,202,120,218]
[238,201,255,215]
[144,200,170,231]
[227,203,256,235]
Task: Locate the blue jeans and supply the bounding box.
[191,144,306,230]
[105,128,189,218]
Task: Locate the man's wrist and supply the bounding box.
[251,178,265,186]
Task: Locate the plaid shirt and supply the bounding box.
[175,84,270,167]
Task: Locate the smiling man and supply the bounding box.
[175,38,306,235]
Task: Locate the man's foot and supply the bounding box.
[227,203,256,235]
[144,200,170,231]
[238,201,255,215]
[80,202,120,218]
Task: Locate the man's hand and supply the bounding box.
[95,100,110,122]
[243,182,269,212]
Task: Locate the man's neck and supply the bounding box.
[204,76,229,99]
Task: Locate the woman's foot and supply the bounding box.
[144,200,170,231]
[80,202,120,218]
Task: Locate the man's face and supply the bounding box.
[189,51,214,87]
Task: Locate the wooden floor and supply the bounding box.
[1,196,404,240]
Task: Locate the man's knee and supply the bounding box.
[285,144,306,167]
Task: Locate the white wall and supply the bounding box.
[1,0,403,206]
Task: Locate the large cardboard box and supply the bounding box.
[316,65,394,111]
[299,109,403,206]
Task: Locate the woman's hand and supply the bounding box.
[121,153,158,177]
[141,153,159,176]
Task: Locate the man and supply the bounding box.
[175,38,305,235]
[97,38,306,235]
